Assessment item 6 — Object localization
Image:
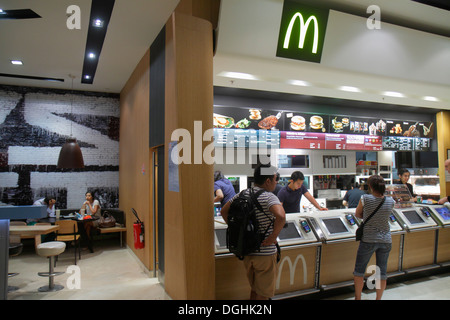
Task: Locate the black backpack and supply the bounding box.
[226,188,273,260]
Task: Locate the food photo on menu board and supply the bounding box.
[385,120,434,138]
[285,113,328,133]
[213,106,283,130]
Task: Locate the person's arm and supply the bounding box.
[214,189,224,203]
[355,199,363,219]
[304,191,328,211]
[84,201,100,215]
[220,200,231,223]
[261,204,286,246]
[438,196,450,205]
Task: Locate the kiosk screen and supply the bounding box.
[322,218,348,234]
[403,210,425,224]
[215,229,227,248]
[435,207,450,221]
[279,222,302,240]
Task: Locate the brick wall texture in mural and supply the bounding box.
[0,85,120,210]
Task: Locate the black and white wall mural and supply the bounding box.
[0,85,120,209]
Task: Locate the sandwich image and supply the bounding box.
[290,115,306,130]
[310,115,323,130]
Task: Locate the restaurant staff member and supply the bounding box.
[396,168,417,202]
[214,171,236,207]
[438,159,450,205]
[277,171,328,213]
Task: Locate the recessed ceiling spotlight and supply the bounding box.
[423,96,439,102]
[10,60,23,65]
[219,71,258,81]
[383,91,404,98]
[92,18,104,27]
[88,52,96,59]
[84,75,91,80]
[339,86,361,93]
[287,80,310,86]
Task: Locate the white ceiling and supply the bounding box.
[214,0,450,110]
[0,0,180,93]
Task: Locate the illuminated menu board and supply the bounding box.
[280,132,382,150]
[213,106,433,151]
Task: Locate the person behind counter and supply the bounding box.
[438,159,450,205]
[221,165,286,300]
[80,192,101,252]
[353,175,395,300]
[343,183,366,208]
[396,168,417,202]
[277,171,328,213]
[214,171,236,207]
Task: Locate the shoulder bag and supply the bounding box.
[355,197,385,241]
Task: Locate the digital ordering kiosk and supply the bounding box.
[214,214,321,299]
[388,185,441,273]
[417,204,450,266]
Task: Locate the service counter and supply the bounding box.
[392,206,441,273]
[214,214,321,299]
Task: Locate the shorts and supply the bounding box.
[353,241,392,280]
[243,254,278,298]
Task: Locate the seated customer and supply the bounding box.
[33,197,56,217]
[80,192,101,252]
[343,183,366,208]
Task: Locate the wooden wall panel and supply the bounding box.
[164,11,215,300]
[119,50,152,269]
[437,111,450,198]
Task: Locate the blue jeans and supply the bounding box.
[353,241,392,280]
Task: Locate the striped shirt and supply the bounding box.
[360,194,395,243]
[229,187,281,255]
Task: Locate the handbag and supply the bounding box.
[355,197,385,241]
[98,211,116,228]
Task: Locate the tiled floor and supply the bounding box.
[7,240,450,300]
[7,240,170,300]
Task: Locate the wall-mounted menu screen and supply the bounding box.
[278,222,303,240]
[435,207,450,221]
[403,210,425,225]
[213,106,433,151]
[278,154,309,168]
[322,218,349,234]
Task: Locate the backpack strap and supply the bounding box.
[249,188,275,238]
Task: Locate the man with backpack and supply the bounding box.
[221,165,286,300]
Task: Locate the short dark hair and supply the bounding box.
[367,175,386,194]
[214,170,224,182]
[290,171,305,182]
[254,165,277,185]
[398,168,410,176]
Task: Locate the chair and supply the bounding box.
[55,220,81,265]
[36,241,66,292]
[8,236,23,292]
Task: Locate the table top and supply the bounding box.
[9,225,60,236]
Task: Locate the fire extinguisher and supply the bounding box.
[132,208,144,249]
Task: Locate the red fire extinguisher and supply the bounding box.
[132,208,144,249]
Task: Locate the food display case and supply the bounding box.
[214,214,322,299]
[387,185,441,273]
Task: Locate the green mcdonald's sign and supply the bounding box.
[276,1,329,63]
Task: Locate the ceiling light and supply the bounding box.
[84,75,91,80]
[423,96,439,102]
[11,60,23,65]
[88,52,96,59]
[92,18,104,27]
[383,91,404,98]
[219,72,258,81]
[339,86,361,93]
[287,80,310,86]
